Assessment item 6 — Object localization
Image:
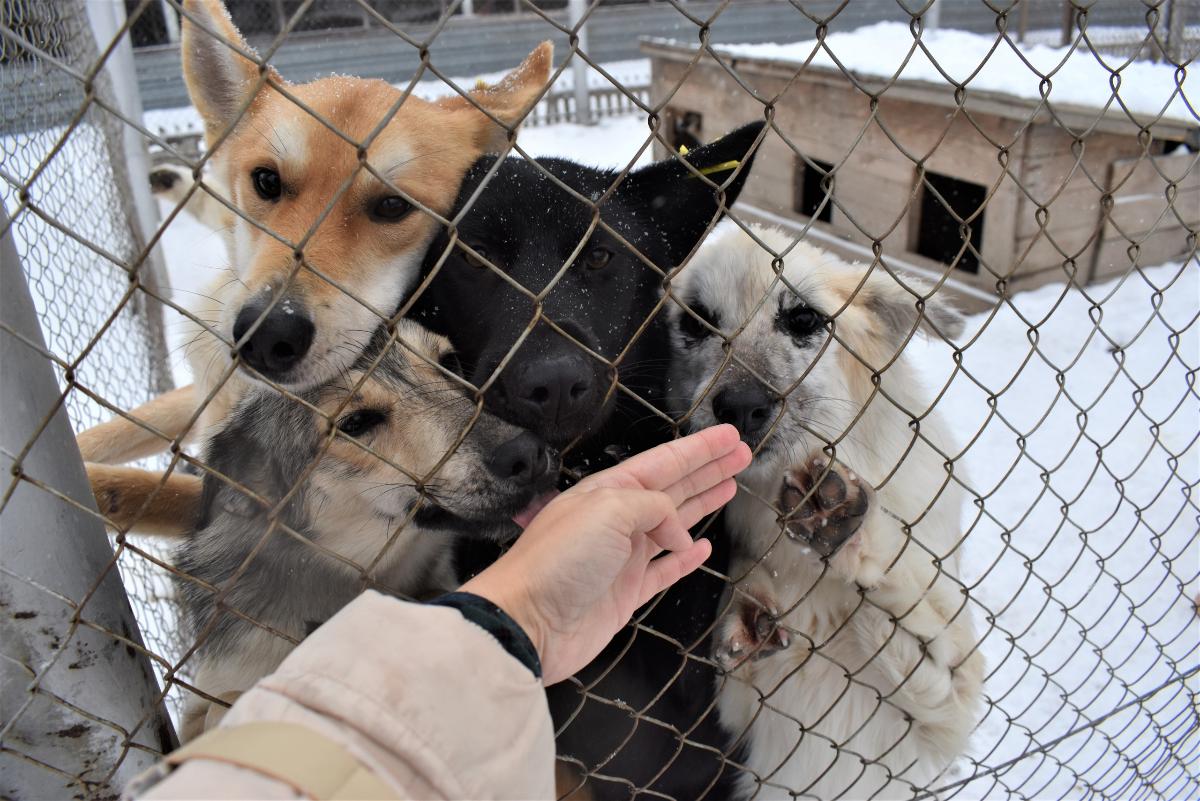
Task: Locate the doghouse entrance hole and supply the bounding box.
[916,171,986,274]
[794,157,835,223]
[667,109,704,152]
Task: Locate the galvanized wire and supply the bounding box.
[0,0,1196,799]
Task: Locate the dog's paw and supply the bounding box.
[779,455,871,558]
[714,591,792,671]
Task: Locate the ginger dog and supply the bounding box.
[78,0,550,534]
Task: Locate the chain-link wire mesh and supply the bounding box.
[1,0,188,749]
[1,0,1196,798]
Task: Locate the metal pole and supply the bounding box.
[86,0,175,395]
[568,0,592,125]
[924,0,941,32]
[0,207,176,798]
[461,0,475,17]
[1165,0,1188,64]
[1060,0,1074,47]
[159,0,180,43]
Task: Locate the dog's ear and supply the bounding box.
[181,0,281,143]
[196,391,315,528]
[859,272,966,343]
[619,121,765,266]
[439,41,553,152]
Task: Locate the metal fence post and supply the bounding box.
[1060,0,1074,46]
[86,0,174,396]
[1165,0,1188,63]
[924,0,941,32]
[568,0,593,125]
[0,206,176,798]
[159,0,180,43]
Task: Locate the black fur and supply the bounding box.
[412,121,765,463]
[411,122,765,800]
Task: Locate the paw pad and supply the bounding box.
[715,595,791,671]
[779,456,871,557]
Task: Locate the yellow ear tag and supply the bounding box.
[687,159,741,179]
[677,142,738,178]
[474,78,490,91]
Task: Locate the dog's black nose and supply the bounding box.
[712,386,775,439]
[233,300,315,378]
[513,357,593,425]
[487,432,550,485]
[149,168,180,192]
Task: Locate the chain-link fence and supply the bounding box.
[1,0,1196,798]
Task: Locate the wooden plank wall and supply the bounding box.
[650,54,1022,293]
[1092,151,1199,280]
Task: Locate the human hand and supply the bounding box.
[460,424,752,685]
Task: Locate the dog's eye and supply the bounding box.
[583,247,613,270]
[462,244,490,269]
[781,305,825,339]
[251,167,282,201]
[437,351,464,377]
[679,302,719,342]
[336,409,387,439]
[371,195,412,222]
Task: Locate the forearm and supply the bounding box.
[133,591,555,800]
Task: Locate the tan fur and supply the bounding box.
[77,0,551,535]
[554,763,598,801]
[86,464,203,537]
[77,385,199,464]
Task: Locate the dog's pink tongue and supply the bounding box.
[512,490,560,529]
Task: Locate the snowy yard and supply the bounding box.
[4,30,1195,797]
[714,22,1194,123]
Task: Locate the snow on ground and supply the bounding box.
[698,21,1195,123]
[902,258,1198,797]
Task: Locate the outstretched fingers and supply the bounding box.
[603,425,743,493]
[661,443,750,509]
[638,539,713,606]
[595,488,692,553]
[641,476,738,557]
[675,477,739,531]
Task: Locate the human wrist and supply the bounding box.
[427,589,543,679]
[459,570,548,680]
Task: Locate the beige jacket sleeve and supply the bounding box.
[138,591,555,800]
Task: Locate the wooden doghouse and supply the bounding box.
[643,39,1198,302]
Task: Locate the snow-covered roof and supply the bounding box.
[645,22,1196,130]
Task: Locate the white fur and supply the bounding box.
[670,224,985,799]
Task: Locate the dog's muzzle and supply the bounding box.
[232,296,315,382]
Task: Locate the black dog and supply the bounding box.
[412,122,763,463]
[411,122,764,800]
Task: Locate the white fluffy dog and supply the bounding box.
[667,223,985,800]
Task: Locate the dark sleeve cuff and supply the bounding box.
[426,592,542,680]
